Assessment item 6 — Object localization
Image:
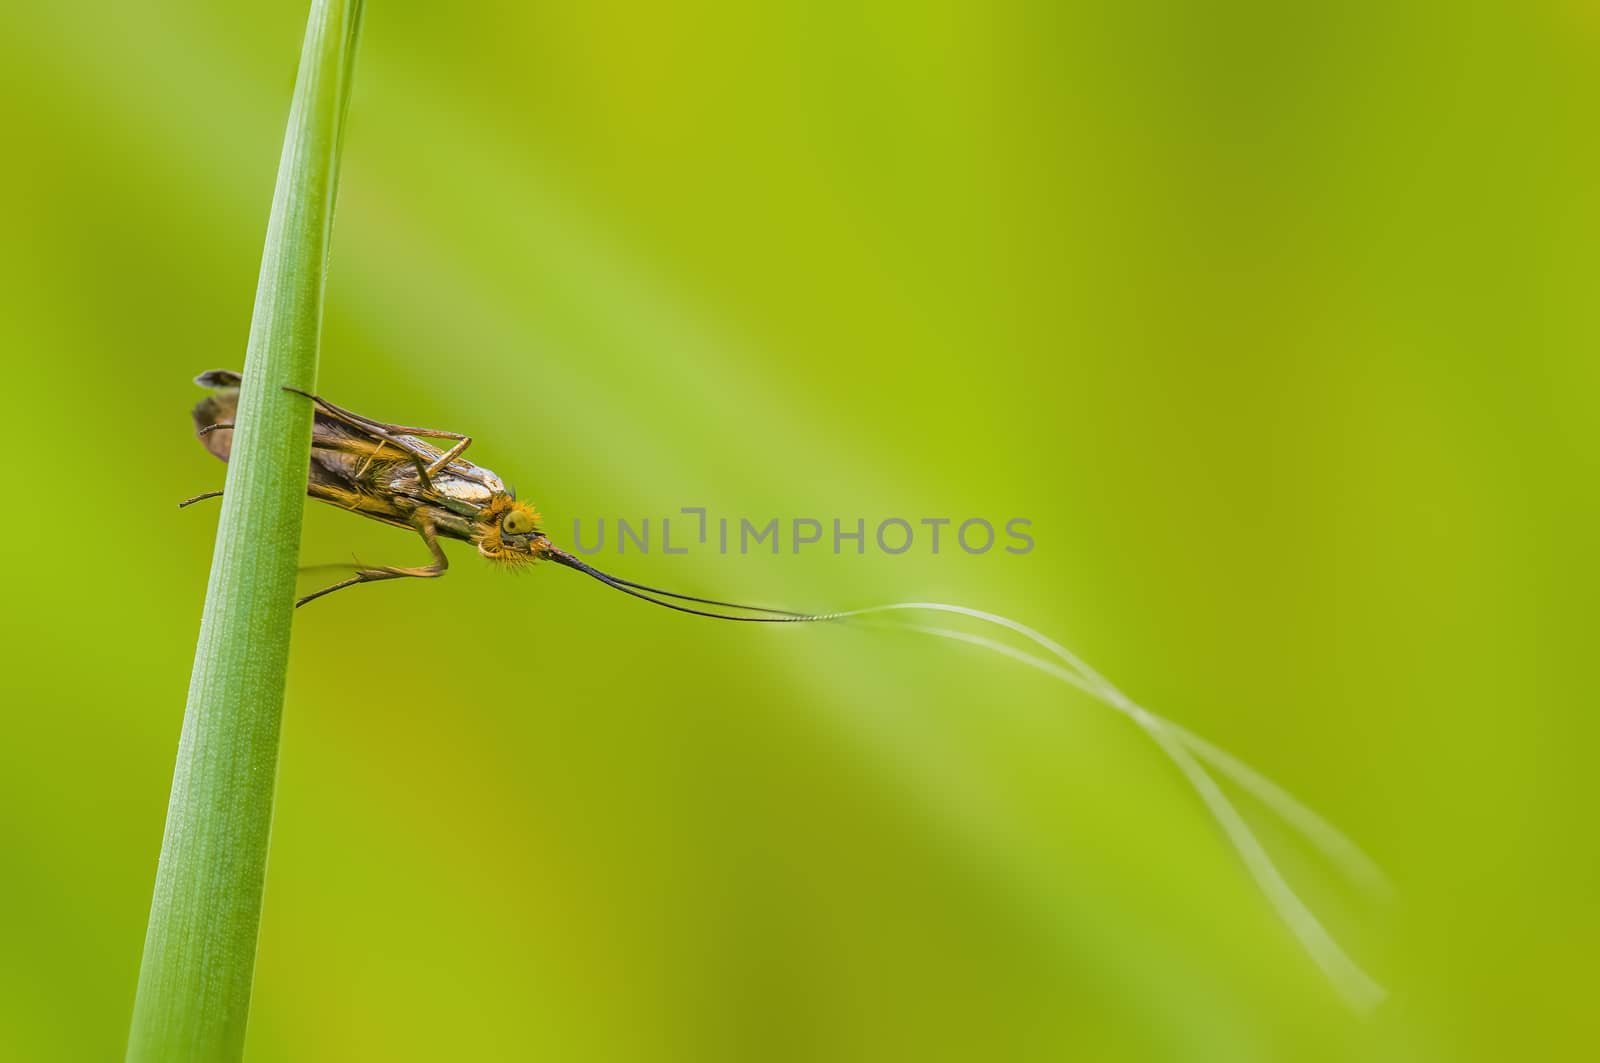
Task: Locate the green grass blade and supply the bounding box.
[127,2,364,1059]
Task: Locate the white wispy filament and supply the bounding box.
[815,602,1389,1015]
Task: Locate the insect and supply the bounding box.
[186,369,814,618]
[185,372,1390,1009]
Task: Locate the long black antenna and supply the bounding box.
[538,541,830,623]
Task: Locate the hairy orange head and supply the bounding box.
[475,494,545,567]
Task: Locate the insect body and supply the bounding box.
[188,369,809,619]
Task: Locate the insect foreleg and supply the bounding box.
[341,418,473,476]
[178,490,225,508]
[282,386,473,479]
[282,386,442,489]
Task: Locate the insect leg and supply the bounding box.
[332,416,471,476]
[178,490,224,508]
[295,520,449,608]
[282,386,440,489]
[284,388,474,476]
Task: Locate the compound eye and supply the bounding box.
[503,510,535,535]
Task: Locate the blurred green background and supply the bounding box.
[2,2,1595,1059]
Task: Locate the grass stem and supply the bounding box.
[127,3,364,1058]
